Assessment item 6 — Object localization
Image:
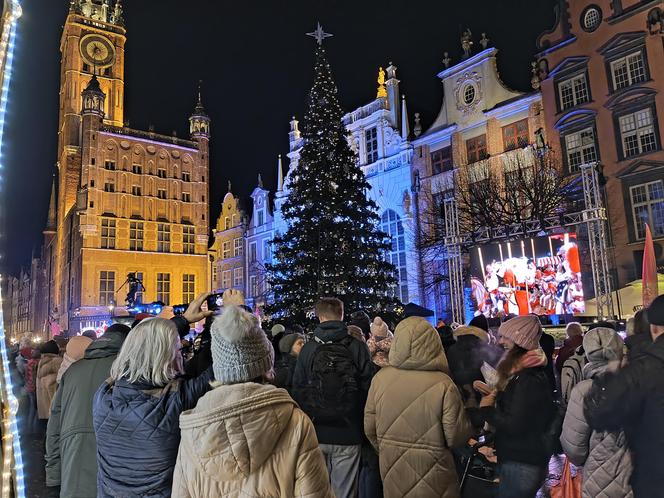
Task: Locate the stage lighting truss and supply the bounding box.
[442,161,614,322]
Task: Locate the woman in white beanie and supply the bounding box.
[476,315,557,498]
[172,306,333,498]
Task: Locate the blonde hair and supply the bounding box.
[109,317,183,386]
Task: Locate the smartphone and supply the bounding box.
[172,304,187,316]
[206,292,224,311]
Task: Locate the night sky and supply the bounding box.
[3,0,556,275]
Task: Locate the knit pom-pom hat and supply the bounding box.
[498,315,543,351]
[210,306,274,384]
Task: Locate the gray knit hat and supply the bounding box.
[210,306,274,384]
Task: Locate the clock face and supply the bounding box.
[80,34,116,68]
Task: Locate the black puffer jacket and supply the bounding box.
[480,366,555,466]
[274,353,297,392]
[292,320,373,445]
[585,334,664,498]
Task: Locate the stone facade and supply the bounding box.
[10,1,211,337]
[537,0,664,292]
[209,190,246,294]
[411,48,546,318]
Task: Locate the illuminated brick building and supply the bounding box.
[45,0,210,334]
[537,0,664,297]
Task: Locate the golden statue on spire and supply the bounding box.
[376,67,387,99]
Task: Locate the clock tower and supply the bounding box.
[54,0,126,314]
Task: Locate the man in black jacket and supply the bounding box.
[292,297,374,498]
[585,293,664,498]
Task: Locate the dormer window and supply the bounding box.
[257,209,265,226]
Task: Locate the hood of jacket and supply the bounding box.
[389,316,449,373]
[178,382,297,481]
[453,325,489,343]
[313,320,348,343]
[84,330,127,360]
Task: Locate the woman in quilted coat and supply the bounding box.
[93,317,213,498]
[36,340,63,419]
[560,327,633,498]
[364,316,472,498]
[172,306,333,497]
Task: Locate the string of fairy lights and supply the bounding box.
[0,1,26,496]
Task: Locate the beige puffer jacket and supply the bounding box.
[364,316,472,498]
[36,354,62,419]
[172,382,334,498]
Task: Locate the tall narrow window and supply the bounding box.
[381,210,409,303]
[263,240,271,262]
[222,241,231,259]
[249,275,258,297]
[365,127,378,163]
[619,108,658,158]
[157,168,167,179]
[611,52,646,91]
[183,226,195,254]
[502,119,530,151]
[564,127,598,172]
[233,268,243,288]
[99,271,115,306]
[182,274,195,303]
[234,237,243,257]
[157,223,171,252]
[630,180,664,240]
[222,270,231,289]
[224,217,230,230]
[100,219,116,249]
[131,185,141,196]
[431,146,453,175]
[466,134,488,163]
[181,192,191,202]
[156,273,170,304]
[182,172,191,182]
[558,74,589,110]
[157,188,167,199]
[129,221,144,251]
[257,209,265,226]
[250,242,257,262]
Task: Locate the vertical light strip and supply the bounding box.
[0,1,25,497]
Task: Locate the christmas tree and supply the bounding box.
[266,28,397,324]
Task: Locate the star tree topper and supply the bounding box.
[306,22,333,45]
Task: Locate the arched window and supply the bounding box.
[381,209,409,303]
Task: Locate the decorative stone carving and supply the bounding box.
[454,71,482,117]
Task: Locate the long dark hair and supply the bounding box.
[496,345,528,390]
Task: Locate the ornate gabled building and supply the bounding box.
[411,46,546,319]
[209,186,246,293]
[37,0,211,335]
[537,0,664,292]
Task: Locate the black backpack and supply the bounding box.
[298,336,360,424]
[560,346,586,407]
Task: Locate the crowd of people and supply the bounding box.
[9,289,664,498]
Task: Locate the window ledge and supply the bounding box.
[556,99,595,117]
[618,148,662,163]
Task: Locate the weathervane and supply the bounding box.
[307,22,333,45]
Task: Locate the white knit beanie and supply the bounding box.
[210,306,274,384]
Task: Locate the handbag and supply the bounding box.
[550,458,582,498]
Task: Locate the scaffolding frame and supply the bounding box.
[443,161,614,322]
